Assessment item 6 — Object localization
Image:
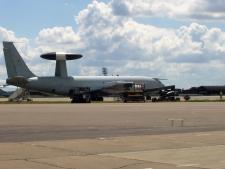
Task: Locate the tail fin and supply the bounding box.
[3,41,35,78]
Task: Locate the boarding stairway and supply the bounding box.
[8,88,32,102]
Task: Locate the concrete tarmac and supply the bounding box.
[1,102,225,142]
[1,102,225,169]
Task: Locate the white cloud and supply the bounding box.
[0,27,32,81]
[0,27,30,59]
[110,0,225,21]
[79,66,99,76]
[202,28,225,53]
[29,62,55,76]
[35,26,84,52]
[36,26,80,45]
[0,27,28,43]
[76,1,225,63]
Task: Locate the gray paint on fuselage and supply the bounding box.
[26,76,164,96]
[3,42,166,98]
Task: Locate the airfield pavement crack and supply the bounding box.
[112,162,144,169]
[103,154,209,169]
[25,158,76,169]
[25,142,91,156]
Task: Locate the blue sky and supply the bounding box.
[0,0,91,37]
[0,0,107,37]
[1,0,225,88]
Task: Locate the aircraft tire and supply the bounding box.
[71,98,76,103]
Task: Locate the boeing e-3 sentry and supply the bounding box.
[3,41,172,103]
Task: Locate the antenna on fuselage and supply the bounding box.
[40,53,83,77]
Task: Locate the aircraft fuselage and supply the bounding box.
[21,76,164,96]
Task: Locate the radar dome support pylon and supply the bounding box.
[40,53,83,77]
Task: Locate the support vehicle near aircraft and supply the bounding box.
[2,41,176,103]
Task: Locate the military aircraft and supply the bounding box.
[2,41,172,103]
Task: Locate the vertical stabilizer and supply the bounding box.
[3,41,35,78]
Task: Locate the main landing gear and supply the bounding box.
[69,87,91,103]
[71,93,91,103]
